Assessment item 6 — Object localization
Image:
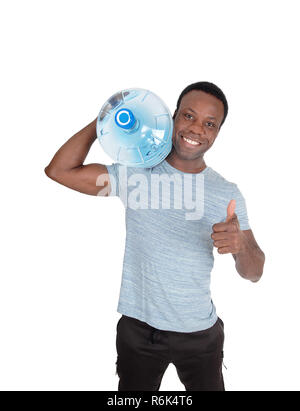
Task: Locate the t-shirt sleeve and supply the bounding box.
[231,184,251,230]
[105,163,121,197]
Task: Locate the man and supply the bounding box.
[45,82,265,391]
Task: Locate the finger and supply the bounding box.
[212,222,230,232]
[213,239,229,248]
[226,199,236,223]
[217,247,231,254]
[211,232,230,240]
[226,216,240,232]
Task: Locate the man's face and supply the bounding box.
[172,90,225,161]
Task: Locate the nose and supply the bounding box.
[188,122,205,137]
[187,127,204,139]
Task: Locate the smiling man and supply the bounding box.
[45,81,265,391]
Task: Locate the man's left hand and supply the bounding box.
[211,199,245,255]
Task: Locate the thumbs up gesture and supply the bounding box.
[211,200,245,255]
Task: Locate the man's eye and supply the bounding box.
[184,113,193,120]
[206,122,216,128]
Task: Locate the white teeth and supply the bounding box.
[182,136,200,145]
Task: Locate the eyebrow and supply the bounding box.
[185,107,217,120]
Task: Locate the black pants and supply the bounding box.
[115,315,225,391]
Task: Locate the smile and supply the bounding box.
[180,134,202,147]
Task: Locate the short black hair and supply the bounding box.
[173,81,228,128]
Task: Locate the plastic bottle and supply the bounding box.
[96,88,173,168]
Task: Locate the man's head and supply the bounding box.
[171,81,228,162]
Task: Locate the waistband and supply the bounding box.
[121,315,223,344]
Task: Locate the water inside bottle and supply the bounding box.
[96,88,173,168]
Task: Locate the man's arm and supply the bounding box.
[211,199,265,283]
[44,118,111,196]
[232,229,265,283]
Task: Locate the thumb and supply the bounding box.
[225,199,236,223]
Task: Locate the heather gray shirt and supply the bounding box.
[105,159,250,332]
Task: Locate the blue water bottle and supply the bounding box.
[96,88,173,168]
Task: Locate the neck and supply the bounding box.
[166,148,207,174]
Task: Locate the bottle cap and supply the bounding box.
[114,108,136,129]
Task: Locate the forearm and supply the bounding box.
[45,117,97,173]
[234,232,265,282]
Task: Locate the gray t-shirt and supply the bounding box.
[105,159,250,332]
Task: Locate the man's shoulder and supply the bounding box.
[205,166,237,191]
[110,162,151,176]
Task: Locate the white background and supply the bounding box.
[1,0,299,391]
